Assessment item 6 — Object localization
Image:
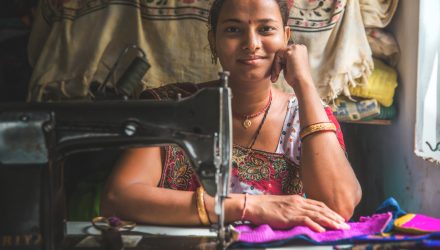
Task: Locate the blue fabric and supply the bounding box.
[423,239,440,247]
[373,197,407,232]
[356,232,440,242]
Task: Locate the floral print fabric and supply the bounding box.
[158,96,299,196]
[159,142,303,195]
[147,83,345,195]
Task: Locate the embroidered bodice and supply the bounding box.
[143,83,345,196]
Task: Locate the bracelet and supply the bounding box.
[300,122,336,141]
[196,186,211,226]
[202,190,212,225]
[240,193,248,221]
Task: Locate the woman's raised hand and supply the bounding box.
[271,44,314,88]
[244,194,350,232]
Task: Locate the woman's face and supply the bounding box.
[210,0,290,84]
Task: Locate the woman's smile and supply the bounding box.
[237,55,268,65]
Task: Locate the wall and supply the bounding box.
[344,0,440,217]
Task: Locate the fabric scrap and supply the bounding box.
[236,212,392,244]
[394,214,440,234]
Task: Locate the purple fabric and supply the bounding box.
[236,212,392,243]
[402,214,440,233]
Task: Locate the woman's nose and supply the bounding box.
[242,30,261,52]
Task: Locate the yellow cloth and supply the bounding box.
[394,214,418,234]
[349,59,397,107]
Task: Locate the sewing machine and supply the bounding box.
[0,72,233,249]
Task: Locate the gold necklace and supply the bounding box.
[234,90,272,129]
[247,95,272,149]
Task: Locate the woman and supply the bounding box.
[102,0,361,233]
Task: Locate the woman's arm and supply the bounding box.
[101,147,348,231]
[295,80,361,220]
[272,44,362,220]
[102,147,197,225]
[101,147,242,225]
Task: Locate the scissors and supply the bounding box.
[92,216,136,231]
[91,216,136,250]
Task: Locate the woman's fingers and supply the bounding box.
[292,216,326,233]
[305,199,346,223]
[302,209,349,230]
[300,203,350,230]
[251,195,350,232]
[271,44,307,84]
[271,50,284,83]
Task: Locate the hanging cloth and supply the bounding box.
[27,0,220,101]
[415,0,440,164]
[359,0,399,28]
[289,0,373,101]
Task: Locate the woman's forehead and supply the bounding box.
[217,0,283,24]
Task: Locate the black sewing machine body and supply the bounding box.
[0,86,232,249]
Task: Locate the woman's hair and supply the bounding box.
[208,0,292,34]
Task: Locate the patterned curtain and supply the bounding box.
[415,0,440,164]
[27,0,372,102]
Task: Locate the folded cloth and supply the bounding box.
[332,98,381,121]
[394,214,440,234]
[353,217,440,247]
[366,28,400,67]
[235,212,392,244]
[344,238,440,249]
[369,104,396,120]
[332,97,396,122]
[356,231,440,245]
[359,0,399,28]
[289,0,373,101]
[349,58,398,107]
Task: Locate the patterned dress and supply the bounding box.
[141,83,345,195]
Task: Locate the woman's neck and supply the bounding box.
[229,78,272,116]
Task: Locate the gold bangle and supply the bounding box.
[300,122,336,141]
[196,186,210,226]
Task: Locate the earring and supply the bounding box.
[211,52,218,65]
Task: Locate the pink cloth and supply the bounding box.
[399,214,440,233]
[236,212,392,243]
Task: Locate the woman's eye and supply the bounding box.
[259,26,276,34]
[225,27,240,33]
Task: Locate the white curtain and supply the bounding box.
[415,0,440,163]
